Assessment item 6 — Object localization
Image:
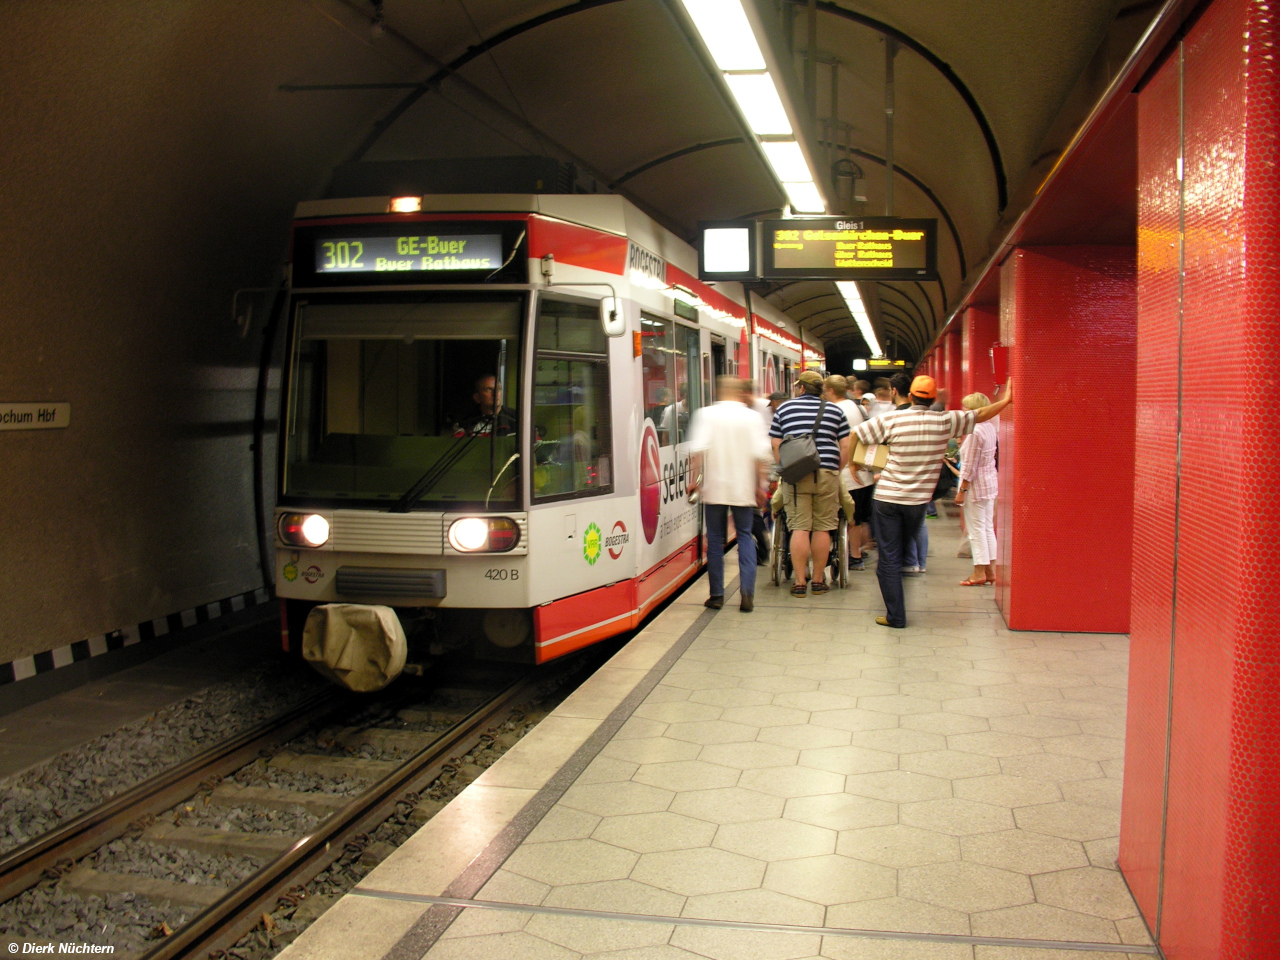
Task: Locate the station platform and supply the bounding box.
[281,520,1150,960]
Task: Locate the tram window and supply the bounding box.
[533,299,612,501]
[641,314,674,444]
[284,297,522,506]
[672,324,702,443]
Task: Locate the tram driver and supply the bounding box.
[452,374,517,437]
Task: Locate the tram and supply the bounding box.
[271,192,819,690]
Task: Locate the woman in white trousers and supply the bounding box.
[954,393,1000,585]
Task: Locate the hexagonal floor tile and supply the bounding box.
[503,838,638,886]
[787,662,865,681]
[523,913,673,954]
[661,673,744,691]
[714,817,837,861]
[682,888,826,927]
[764,854,896,905]
[576,755,640,785]
[773,690,862,712]
[634,700,724,724]
[669,924,822,960]
[952,774,1063,808]
[942,697,1029,719]
[720,703,811,728]
[427,930,577,960]
[798,744,899,776]
[899,860,1033,914]
[856,695,944,716]
[900,712,991,736]
[1033,866,1139,920]
[961,829,1088,875]
[987,714,1082,739]
[845,770,951,803]
[848,728,949,755]
[836,823,960,867]
[739,674,822,694]
[738,764,846,798]
[999,754,1104,783]
[631,846,764,896]
[560,780,674,817]
[664,719,760,745]
[542,878,685,917]
[900,750,1002,780]
[980,683,1065,703]
[1085,836,1122,869]
[669,786,785,824]
[592,811,717,853]
[708,660,789,678]
[475,868,550,906]
[633,759,741,793]
[1026,699,1117,721]
[969,901,1121,944]
[687,686,775,708]
[758,723,852,750]
[603,737,703,766]
[825,896,971,936]
[1061,778,1124,810]
[525,806,601,843]
[809,709,902,733]
[699,740,800,770]
[785,793,898,831]
[1041,734,1126,761]
[946,732,1044,758]
[1014,802,1119,842]
[815,679,902,698]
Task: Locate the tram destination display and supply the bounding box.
[762,217,937,281]
[315,233,504,274]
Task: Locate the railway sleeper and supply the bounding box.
[209,783,350,817]
[334,726,440,755]
[267,749,398,781]
[64,866,227,908]
[142,822,299,859]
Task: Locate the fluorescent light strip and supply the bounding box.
[836,281,882,356]
[680,0,824,215]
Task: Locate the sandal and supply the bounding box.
[790,583,808,598]
[958,578,989,586]
[810,581,830,595]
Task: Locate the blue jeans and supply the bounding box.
[873,500,927,627]
[706,504,757,598]
[905,514,929,569]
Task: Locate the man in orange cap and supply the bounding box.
[853,375,1013,628]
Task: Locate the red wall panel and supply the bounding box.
[995,247,1135,633]
[1119,45,1181,928]
[946,329,963,408]
[1120,1,1280,955]
[962,306,999,400]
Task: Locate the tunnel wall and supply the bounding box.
[1120,0,1280,955]
[0,4,403,675]
[995,246,1135,633]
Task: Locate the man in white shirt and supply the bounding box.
[688,377,774,612]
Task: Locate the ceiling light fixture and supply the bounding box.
[836,281,882,357]
[680,0,825,215]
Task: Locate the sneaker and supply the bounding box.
[850,558,865,572]
[739,593,754,613]
[902,566,920,576]
[704,596,724,609]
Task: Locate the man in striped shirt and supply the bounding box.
[769,370,851,596]
[854,375,1013,627]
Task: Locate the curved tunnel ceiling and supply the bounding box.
[262,0,1148,363]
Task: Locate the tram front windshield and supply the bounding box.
[284,297,522,508]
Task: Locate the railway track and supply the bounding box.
[0,665,557,959]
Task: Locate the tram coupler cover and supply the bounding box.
[302,603,408,692]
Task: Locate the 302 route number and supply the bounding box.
[484,569,519,581]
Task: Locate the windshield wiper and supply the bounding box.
[390,419,491,513]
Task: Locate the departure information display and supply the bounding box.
[762,217,937,280]
[315,233,504,274]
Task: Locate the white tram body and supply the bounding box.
[274,193,822,682]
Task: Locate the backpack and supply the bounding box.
[778,399,828,484]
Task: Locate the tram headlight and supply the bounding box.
[278,513,330,548]
[448,517,520,553]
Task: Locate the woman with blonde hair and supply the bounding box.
[954,391,1000,585]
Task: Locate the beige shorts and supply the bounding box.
[779,469,841,532]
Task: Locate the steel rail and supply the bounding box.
[140,675,539,960]
[0,691,339,905]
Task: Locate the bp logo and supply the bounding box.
[583,522,602,565]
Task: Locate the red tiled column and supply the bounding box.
[994,246,1135,632]
[1121,0,1280,955]
[961,307,999,400]
[945,328,963,409]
